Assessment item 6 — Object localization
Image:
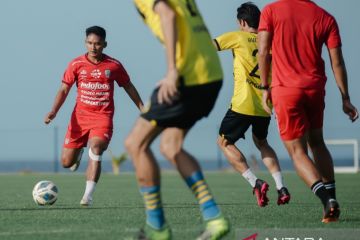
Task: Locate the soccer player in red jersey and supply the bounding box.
[258,0,358,222]
[44,26,143,206]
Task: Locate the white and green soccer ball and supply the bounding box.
[32,180,58,205]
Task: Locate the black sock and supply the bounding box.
[324,181,336,199]
[311,180,330,207]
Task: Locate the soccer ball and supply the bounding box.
[32,180,58,205]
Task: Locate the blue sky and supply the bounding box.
[0,0,359,163]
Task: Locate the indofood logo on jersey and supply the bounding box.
[80,82,110,90]
[91,69,102,79]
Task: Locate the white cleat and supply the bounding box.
[80,197,93,207]
[70,148,84,172]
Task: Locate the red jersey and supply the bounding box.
[62,54,130,118]
[259,0,342,89]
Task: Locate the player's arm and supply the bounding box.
[328,47,358,122]
[123,81,144,111]
[258,30,273,115]
[44,83,71,124]
[154,0,179,105]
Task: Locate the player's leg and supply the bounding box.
[273,86,337,222]
[159,81,228,239]
[62,114,88,171]
[61,148,84,168]
[251,116,290,205]
[283,137,338,222]
[79,136,109,206]
[125,117,170,238]
[160,127,200,176]
[217,110,268,207]
[217,136,251,179]
[305,89,339,222]
[283,137,323,183]
[61,127,87,171]
[307,128,336,199]
[253,136,290,205]
[304,88,337,199]
[161,127,222,221]
[217,111,254,184]
[160,127,229,238]
[217,136,269,207]
[217,136,250,178]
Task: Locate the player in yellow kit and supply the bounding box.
[125,0,229,239]
[214,2,290,207]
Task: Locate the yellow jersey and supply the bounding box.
[134,0,223,86]
[215,31,271,117]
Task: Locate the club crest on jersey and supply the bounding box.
[105,69,111,78]
[91,69,102,79]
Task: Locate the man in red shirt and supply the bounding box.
[44,26,143,206]
[258,0,358,223]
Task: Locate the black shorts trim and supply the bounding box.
[142,81,222,129]
[219,109,271,144]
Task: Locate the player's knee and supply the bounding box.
[307,136,326,148]
[124,135,137,156]
[307,129,326,148]
[89,147,102,161]
[124,136,131,152]
[125,135,148,161]
[159,142,172,159]
[61,155,73,168]
[252,134,264,147]
[160,141,179,161]
[217,135,227,148]
[255,138,268,150]
[287,143,307,160]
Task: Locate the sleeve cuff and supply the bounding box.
[213,39,221,51]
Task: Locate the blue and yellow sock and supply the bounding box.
[140,186,165,230]
[185,171,220,221]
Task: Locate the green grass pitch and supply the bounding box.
[0,172,359,239]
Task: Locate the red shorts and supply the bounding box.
[272,86,325,140]
[63,110,113,148]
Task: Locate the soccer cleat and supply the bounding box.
[70,148,84,172]
[253,179,269,207]
[322,199,340,223]
[277,187,291,205]
[80,197,93,207]
[196,216,230,240]
[136,224,172,240]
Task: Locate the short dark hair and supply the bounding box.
[237,2,261,29]
[86,26,106,40]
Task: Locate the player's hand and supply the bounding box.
[262,89,272,115]
[157,69,179,105]
[342,99,359,122]
[44,111,56,124]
